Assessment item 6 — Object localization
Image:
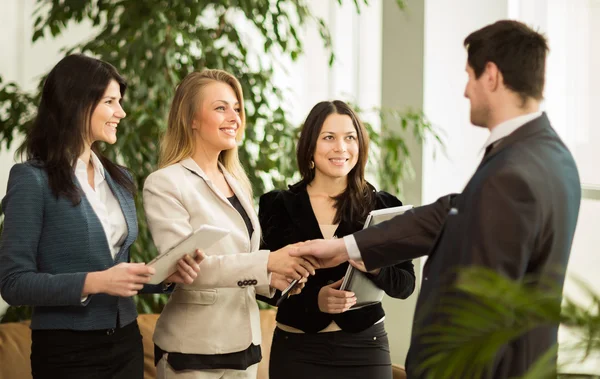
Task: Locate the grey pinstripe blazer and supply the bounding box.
[0,162,145,330]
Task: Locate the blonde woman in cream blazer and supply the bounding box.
[143,69,317,379]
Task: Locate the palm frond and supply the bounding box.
[417,267,600,377]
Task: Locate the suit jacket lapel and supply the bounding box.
[480,112,551,166]
[180,158,259,249]
[104,170,136,262]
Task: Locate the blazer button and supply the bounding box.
[237,281,243,287]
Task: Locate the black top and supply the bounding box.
[154,194,259,370]
[228,194,254,239]
[257,181,416,333]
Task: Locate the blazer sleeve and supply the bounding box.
[356,194,456,270]
[143,171,271,289]
[0,164,89,306]
[367,260,416,299]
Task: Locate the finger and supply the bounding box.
[183,255,201,272]
[177,265,196,284]
[194,250,206,264]
[348,260,365,272]
[130,273,152,284]
[297,258,316,276]
[329,288,355,298]
[292,264,310,278]
[290,244,311,257]
[129,283,144,291]
[328,296,356,305]
[129,263,155,276]
[302,255,321,270]
[179,259,198,278]
[328,278,345,289]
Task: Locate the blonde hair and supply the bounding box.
[160,69,253,199]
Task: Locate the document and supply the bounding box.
[340,204,414,310]
[146,225,229,284]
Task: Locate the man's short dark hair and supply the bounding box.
[464,20,549,103]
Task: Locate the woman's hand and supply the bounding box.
[267,243,320,280]
[317,278,356,314]
[165,249,205,284]
[83,262,155,297]
[270,273,307,296]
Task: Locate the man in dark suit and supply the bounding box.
[291,20,581,378]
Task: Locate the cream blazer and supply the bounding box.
[143,157,273,355]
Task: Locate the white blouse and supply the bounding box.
[75,152,127,259]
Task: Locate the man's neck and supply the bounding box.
[487,100,540,131]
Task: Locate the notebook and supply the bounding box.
[340,204,414,310]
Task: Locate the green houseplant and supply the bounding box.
[416,267,600,378]
[0,0,441,320]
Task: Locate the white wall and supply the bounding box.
[423,0,508,203]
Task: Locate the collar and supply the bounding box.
[75,151,105,182]
[481,111,543,153]
[179,156,228,182]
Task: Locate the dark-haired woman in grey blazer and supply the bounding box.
[0,54,202,379]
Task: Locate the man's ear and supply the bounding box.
[484,61,501,92]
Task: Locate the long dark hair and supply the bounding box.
[296,100,375,224]
[20,54,134,204]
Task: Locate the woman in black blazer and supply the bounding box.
[258,100,416,379]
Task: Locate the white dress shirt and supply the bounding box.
[344,111,544,262]
[481,111,543,153]
[75,152,127,259]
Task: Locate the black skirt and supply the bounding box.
[269,321,393,379]
[30,320,144,379]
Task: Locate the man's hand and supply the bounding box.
[166,249,205,284]
[267,243,319,280]
[349,259,380,275]
[318,278,356,314]
[290,239,349,268]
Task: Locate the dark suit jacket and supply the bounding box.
[0,162,163,330]
[258,181,416,333]
[351,113,581,378]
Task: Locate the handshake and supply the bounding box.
[265,239,352,295]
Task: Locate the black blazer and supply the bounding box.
[258,181,416,333]
[351,113,581,378]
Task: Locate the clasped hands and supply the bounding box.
[267,238,373,304]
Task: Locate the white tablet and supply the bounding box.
[146,225,230,284]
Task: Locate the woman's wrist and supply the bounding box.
[82,271,103,296]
